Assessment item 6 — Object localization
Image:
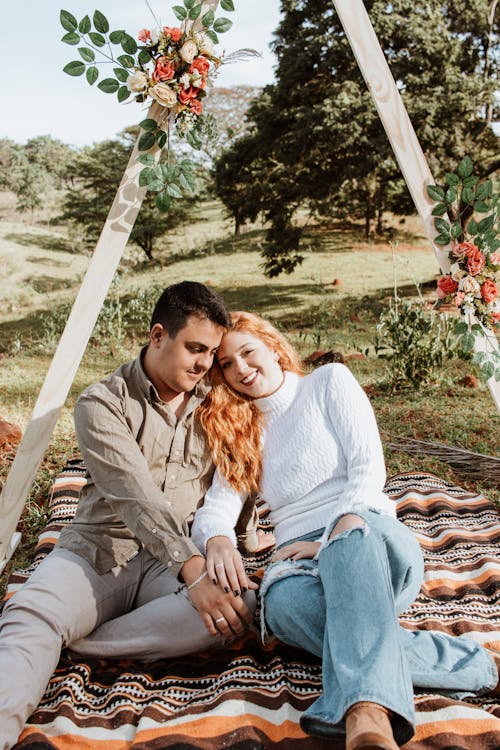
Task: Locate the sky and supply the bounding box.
[2,0,281,148]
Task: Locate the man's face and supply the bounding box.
[148,314,224,402]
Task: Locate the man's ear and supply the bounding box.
[150,323,165,347]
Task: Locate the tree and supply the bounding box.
[60,130,192,261]
[213,0,499,276]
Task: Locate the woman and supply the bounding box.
[192,311,499,750]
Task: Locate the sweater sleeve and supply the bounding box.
[323,364,391,522]
[190,468,246,553]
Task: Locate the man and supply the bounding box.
[0,281,255,750]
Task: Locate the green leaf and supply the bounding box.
[117,85,131,102]
[139,167,156,187]
[117,54,135,67]
[482,361,495,379]
[167,183,184,198]
[113,66,129,82]
[188,4,202,19]
[431,203,447,216]
[184,0,195,8]
[97,78,120,93]
[462,186,474,203]
[186,129,202,149]
[460,332,475,352]
[445,187,457,203]
[458,155,473,179]
[139,118,158,131]
[434,234,450,246]
[138,153,155,165]
[79,15,91,34]
[110,30,125,44]
[434,217,450,234]
[93,10,109,34]
[213,17,233,33]
[427,184,445,201]
[156,131,167,148]
[463,175,479,188]
[62,32,80,45]
[60,9,78,32]
[475,181,492,201]
[156,192,171,211]
[63,60,86,76]
[180,158,195,171]
[221,0,235,9]
[178,172,195,192]
[202,9,215,26]
[121,34,137,54]
[467,219,478,235]
[455,321,469,335]
[89,31,106,47]
[79,47,95,62]
[477,215,494,233]
[138,132,156,151]
[205,29,219,44]
[450,221,462,239]
[474,200,489,213]
[138,49,152,66]
[86,66,99,85]
[444,172,459,187]
[173,5,188,20]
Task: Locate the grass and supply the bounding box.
[0,196,498,595]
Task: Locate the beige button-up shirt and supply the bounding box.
[58,351,214,577]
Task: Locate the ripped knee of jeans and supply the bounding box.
[317,513,369,557]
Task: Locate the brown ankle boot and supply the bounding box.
[345,701,398,750]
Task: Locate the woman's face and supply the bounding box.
[217,330,284,399]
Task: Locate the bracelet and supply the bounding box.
[186,569,208,591]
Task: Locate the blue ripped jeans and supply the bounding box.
[263,511,497,745]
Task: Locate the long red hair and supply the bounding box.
[197,311,304,494]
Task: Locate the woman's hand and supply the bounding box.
[272,540,320,561]
[206,535,259,596]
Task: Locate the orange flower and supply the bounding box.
[190,56,210,77]
[452,241,478,258]
[163,26,183,42]
[437,275,458,298]
[481,279,498,304]
[178,86,199,105]
[138,28,152,43]
[152,56,176,82]
[467,247,486,276]
[190,99,203,115]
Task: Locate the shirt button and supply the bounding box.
[151,528,157,534]
[175,450,180,456]
[167,561,172,567]
[166,501,172,507]
[173,550,180,558]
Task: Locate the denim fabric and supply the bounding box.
[264,511,497,745]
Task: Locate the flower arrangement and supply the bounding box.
[427,156,500,381]
[61,1,235,210]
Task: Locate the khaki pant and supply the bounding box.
[0,547,254,750]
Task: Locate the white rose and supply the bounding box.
[150,82,178,108]
[179,39,198,63]
[127,70,149,92]
[459,275,481,296]
[196,31,215,56]
[450,263,466,281]
[150,28,160,44]
[179,72,191,89]
[190,71,203,87]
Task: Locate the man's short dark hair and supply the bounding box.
[150,281,231,337]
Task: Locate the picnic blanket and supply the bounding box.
[5,461,500,750]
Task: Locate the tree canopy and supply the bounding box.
[213,0,499,276]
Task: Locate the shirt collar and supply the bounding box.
[253,371,299,418]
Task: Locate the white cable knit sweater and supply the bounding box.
[191,364,396,552]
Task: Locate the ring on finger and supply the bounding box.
[215,563,224,568]
[214,616,226,623]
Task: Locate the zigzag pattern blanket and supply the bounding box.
[5,462,500,749]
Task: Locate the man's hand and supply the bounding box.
[181,554,255,638]
[206,536,259,596]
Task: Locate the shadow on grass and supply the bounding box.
[165,228,265,265]
[5,231,74,254]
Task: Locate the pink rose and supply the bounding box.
[178,85,199,105]
[190,99,203,115]
[152,56,176,82]
[467,248,486,276]
[164,26,183,42]
[138,28,152,43]
[437,275,458,298]
[452,241,478,258]
[453,292,465,307]
[481,279,498,304]
[490,251,500,266]
[189,56,210,77]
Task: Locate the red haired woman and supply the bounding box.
[193,311,499,750]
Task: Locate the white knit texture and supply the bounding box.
[191,364,396,552]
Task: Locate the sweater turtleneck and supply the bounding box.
[253,371,299,419]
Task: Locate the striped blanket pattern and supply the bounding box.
[7,462,500,750]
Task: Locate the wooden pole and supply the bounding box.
[0,1,222,572]
[331,0,500,413]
